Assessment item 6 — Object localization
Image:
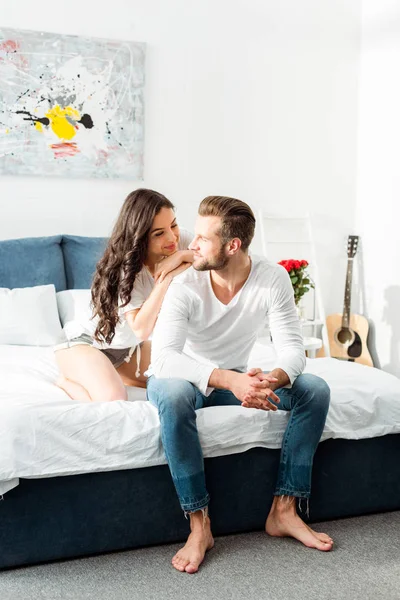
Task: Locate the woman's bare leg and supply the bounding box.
[56,375,92,402]
[116,341,151,388]
[55,345,128,402]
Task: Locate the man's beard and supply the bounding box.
[193,247,229,271]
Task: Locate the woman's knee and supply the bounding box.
[90,382,128,402]
[55,345,127,402]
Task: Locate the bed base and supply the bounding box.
[1,434,399,569]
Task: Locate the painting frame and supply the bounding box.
[0,27,145,179]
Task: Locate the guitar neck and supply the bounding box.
[341,258,353,329]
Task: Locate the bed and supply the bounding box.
[0,234,399,570]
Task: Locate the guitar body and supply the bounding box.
[325,313,373,367]
[318,236,373,366]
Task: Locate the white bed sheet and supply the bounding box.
[0,342,399,495]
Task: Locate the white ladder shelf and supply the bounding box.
[257,211,330,358]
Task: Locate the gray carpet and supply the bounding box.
[1,511,399,600]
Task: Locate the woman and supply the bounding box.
[55,188,193,402]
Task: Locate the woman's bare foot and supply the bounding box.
[266,496,333,552]
[172,511,214,574]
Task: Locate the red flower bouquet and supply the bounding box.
[278,259,314,305]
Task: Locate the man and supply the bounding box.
[147,196,332,574]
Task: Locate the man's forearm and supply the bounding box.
[152,349,217,396]
[209,367,290,393]
[208,368,236,390]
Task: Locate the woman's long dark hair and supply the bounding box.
[91,188,174,344]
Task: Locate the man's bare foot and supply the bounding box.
[266,496,333,552]
[172,511,214,574]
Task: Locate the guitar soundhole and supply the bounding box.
[348,331,362,358]
[337,328,353,345]
[335,328,363,359]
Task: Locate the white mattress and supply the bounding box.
[1,342,400,496]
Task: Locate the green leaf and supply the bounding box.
[290,276,298,284]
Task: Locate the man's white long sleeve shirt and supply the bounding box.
[149,255,306,395]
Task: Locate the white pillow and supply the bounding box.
[0,284,63,346]
[56,289,94,339]
[56,289,137,349]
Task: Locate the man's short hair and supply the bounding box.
[198,196,256,251]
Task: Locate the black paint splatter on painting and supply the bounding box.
[38,95,51,105]
[16,89,30,102]
[78,114,94,129]
[15,110,50,126]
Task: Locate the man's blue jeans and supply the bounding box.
[146,373,330,513]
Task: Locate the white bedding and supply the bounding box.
[1,342,400,496]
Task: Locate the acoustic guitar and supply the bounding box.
[324,236,373,366]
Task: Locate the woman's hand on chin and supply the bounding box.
[154,250,192,283]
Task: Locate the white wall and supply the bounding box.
[356,0,400,375]
[0,0,361,315]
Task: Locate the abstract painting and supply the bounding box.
[0,28,145,179]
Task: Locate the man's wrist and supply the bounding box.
[209,368,237,390]
[267,368,290,391]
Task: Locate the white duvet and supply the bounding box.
[0,342,399,496]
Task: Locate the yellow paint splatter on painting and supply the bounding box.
[5,129,10,134]
[35,122,43,132]
[45,105,81,140]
